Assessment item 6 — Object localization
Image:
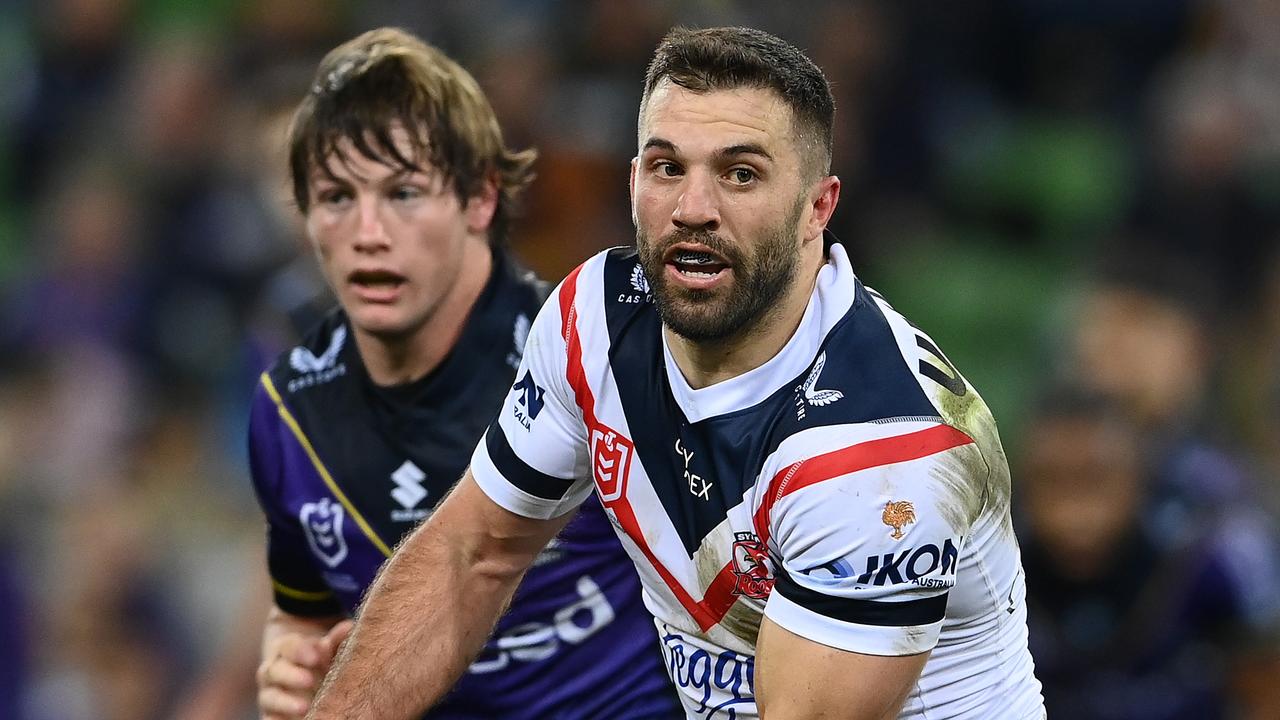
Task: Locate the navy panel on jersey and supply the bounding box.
[600,248,941,557]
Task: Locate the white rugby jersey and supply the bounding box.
[472,242,1045,719]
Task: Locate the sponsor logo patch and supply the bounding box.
[617,263,653,304]
[794,351,842,419]
[857,537,960,587]
[659,625,756,718]
[675,438,713,501]
[390,460,429,522]
[288,326,348,392]
[468,575,615,674]
[511,370,546,430]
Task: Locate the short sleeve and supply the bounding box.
[248,379,342,616]
[761,421,984,656]
[471,277,594,519]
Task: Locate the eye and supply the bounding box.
[653,160,683,178]
[727,167,757,185]
[316,187,352,208]
[390,184,424,201]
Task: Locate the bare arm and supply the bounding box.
[306,469,572,719]
[755,616,928,720]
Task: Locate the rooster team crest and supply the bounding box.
[300,498,348,567]
[882,500,917,540]
[630,263,650,294]
[730,531,775,599]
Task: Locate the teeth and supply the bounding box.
[678,269,717,278]
[675,251,716,265]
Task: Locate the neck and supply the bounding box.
[665,247,823,390]
[355,241,494,387]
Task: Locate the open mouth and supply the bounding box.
[664,245,730,280]
[348,269,406,299]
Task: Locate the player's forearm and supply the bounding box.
[305,517,527,719]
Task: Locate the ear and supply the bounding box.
[464,176,500,235]
[803,175,841,243]
[628,157,639,226]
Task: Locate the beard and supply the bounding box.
[637,195,804,342]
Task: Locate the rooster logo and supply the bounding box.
[290,326,347,374]
[802,352,844,407]
[882,500,916,540]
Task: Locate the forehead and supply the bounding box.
[310,123,428,181]
[639,82,796,159]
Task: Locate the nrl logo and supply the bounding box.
[590,424,633,505]
[882,500,917,540]
[300,498,348,567]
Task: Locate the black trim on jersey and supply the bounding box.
[485,427,574,501]
[915,335,967,397]
[272,586,343,617]
[773,565,950,627]
[599,247,941,557]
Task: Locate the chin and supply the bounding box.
[346,308,417,339]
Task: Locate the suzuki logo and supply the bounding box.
[390,460,428,522]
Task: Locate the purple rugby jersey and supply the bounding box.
[247,251,678,719]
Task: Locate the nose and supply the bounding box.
[353,195,390,253]
[671,171,720,232]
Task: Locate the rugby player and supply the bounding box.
[308,26,1046,719]
[249,27,678,719]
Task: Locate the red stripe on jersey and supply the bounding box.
[752,423,975,547]
[557,260,729,632]
[559,264,594,423]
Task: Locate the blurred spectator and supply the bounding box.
[1018,388,1280,720]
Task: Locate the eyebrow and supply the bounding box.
[641,138,774,163]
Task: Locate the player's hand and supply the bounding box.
[257,619,354,720]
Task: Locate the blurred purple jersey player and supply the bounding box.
[247,27,676,719]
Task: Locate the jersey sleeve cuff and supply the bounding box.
[271,579,342,617]
[472,433,583,520]
[764,586,944,657]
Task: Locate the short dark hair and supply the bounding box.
[641,26,835,178]
[288,27,536,245]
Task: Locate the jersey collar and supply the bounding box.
[662,243,859,423]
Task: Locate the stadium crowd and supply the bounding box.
[1,1,1278,718]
